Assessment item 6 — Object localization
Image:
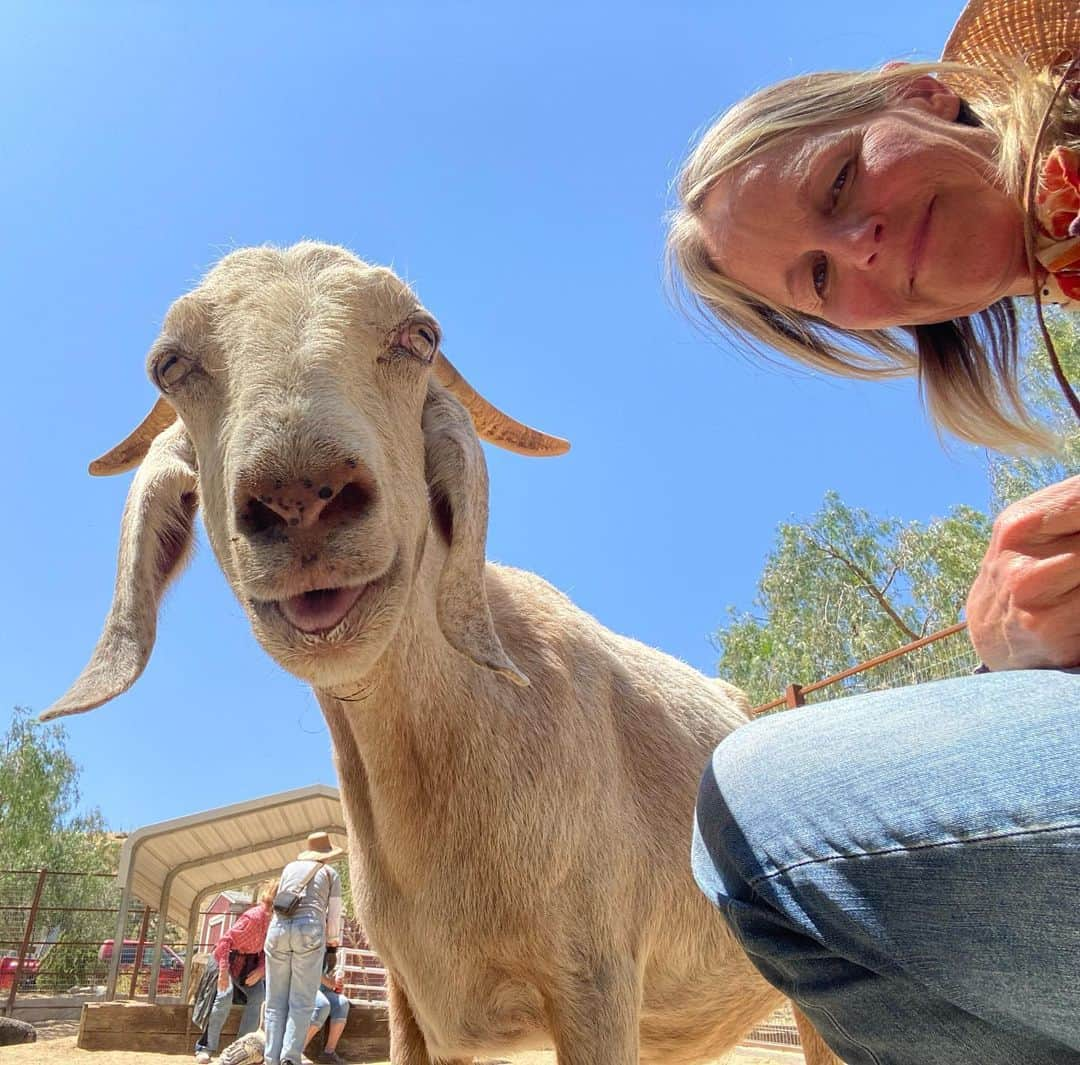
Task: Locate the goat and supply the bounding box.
[45,242,838,1065]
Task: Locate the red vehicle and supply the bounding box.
[0,955,39,991]
[98,940,184,993]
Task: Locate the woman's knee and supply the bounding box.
[692,720,776,907]
[329,992,350,1022]
[311,993,331,1028]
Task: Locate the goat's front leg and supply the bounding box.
[546,954,641,1065]
[387,973,472,1065]
[793,1006,845,1065]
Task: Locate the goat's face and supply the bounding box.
[43,243,528,720]
[170,245,439,686]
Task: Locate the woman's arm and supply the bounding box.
[325,869,343,947]
[966,475,1080,669]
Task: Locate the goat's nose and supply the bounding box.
[235,461,374,537]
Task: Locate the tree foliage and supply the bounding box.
[0,707,120,991]
[716,316,1080,710]
[0,707,115,873]
[991,313,1080,506]
[714,494,989,708]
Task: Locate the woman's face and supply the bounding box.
[700,77,1031,330]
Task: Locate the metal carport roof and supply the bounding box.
[107,783,346,1001]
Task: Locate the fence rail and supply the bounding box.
[752,621,976,715]
[0,869,387,1019]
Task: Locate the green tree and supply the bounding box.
[714,494,988,708]
[715,315,1080,711]
[0,707,120,992]
[991,313,1080,506]
[0,707,114,871]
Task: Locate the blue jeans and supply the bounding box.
[312,985,350,1027]
[692,669,1080,1065]
[195,970,265,1053]
[264,914,325,1065]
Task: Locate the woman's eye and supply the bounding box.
[812,254,829,299]
[153,350,195,392]
[830,161,851,207]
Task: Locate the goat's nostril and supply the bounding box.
[318,486,333,500]
[240,498,287,537]
[321,481,372,524]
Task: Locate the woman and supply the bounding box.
[669,2,1080,1063]
[301,945,351,1065]
[193,880,276,1065]
[264,832,345,1065]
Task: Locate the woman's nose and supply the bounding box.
[832,215,885,270]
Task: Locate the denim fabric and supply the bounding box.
[311,985,350,1027]
[194,971,264,1053]
[692,668,1080,1065]
[264,913,325,1065]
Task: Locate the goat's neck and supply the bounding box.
[314,540,498,882]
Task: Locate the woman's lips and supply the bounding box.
[909,196,935,291]
[277,585,365,634]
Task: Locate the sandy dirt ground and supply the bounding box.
[4,1025,806,1065]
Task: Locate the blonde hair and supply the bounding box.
[667,60,1078,451]
[257,878,279,908]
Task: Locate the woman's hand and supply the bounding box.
[244,968,263,987]
[966,476,1080,669]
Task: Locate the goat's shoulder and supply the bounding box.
[481,563,751,729]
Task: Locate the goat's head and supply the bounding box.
[43,242,568,719]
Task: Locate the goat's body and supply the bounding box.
[49,245,837,1065]
[321,560,782,1063]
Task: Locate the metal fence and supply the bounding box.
[0,868,388,1020]
[745,1004,803,1049]
[752,622,978,715]
[1,868,122,1017]
[339,945,387,1007]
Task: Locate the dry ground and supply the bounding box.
[5,1026,805,1065]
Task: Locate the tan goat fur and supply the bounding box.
[45,243,838,1065]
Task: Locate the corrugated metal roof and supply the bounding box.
[117,783,346,929]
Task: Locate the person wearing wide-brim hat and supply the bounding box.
[672,2,1080,1063]
[263,832,346,1065]
[296,832,346,864]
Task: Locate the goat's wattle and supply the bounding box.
[278,585,364,634]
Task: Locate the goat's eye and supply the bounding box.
[401,321,439,363]
[152,350,196,393]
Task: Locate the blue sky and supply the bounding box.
[2,1,991,832]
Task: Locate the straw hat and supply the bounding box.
[297,831,345,862]
[941,0,1079,81]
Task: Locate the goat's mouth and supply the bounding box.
[251,552,401,638]
[278,586,366,634]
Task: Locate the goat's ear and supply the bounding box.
[41,420,199,720]
[422,386,529,687]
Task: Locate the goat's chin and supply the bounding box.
[268,633,393,689]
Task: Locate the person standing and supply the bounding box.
[264,832,345,1065]
[194,881,276,1064]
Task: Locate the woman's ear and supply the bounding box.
[891,71,961,122]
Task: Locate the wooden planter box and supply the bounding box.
[77,1000,390,1058]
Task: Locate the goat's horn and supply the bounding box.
[434,353,570,457]
[88,397,178,476]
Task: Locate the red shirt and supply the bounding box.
[213,904,271,982]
